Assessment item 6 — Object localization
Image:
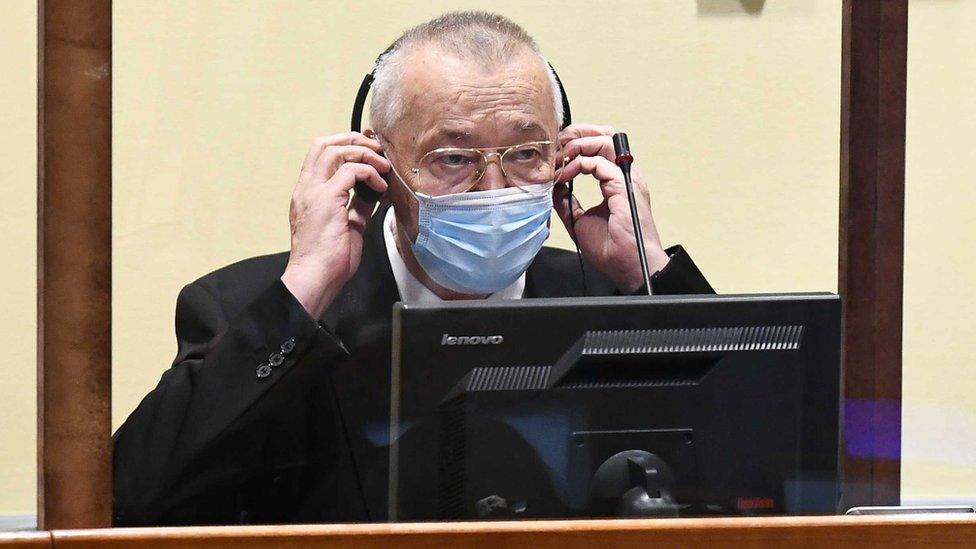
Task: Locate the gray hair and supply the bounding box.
[369,11,564,135]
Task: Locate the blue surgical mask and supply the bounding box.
[406,183,554,295]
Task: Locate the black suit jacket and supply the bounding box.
[112,204,713,526]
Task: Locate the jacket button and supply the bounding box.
[269,352,285,367]
[280,338,296,354]
[256,363,273,378]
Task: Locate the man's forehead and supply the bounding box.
[395,44,556,147]
[403,42,547,83]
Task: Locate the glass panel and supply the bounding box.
[0,0,38,528]
[110,0,842,525]
[902,0,976,508]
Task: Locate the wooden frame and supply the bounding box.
[35,0,908,527]
[838,0,907,508]
[36,0,113,529]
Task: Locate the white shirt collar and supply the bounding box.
[382,207,525,304]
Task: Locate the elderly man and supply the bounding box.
[113,11,712,526]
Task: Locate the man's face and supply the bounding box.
[380,43,559,242]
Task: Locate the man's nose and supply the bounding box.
[473,154,508,191]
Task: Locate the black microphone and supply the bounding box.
[612,133,653,296]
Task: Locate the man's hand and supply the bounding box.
[280,132,389,319]
[552,124,670,294]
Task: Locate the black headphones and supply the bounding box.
[350,52,573,202]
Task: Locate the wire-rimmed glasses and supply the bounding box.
[408,140,563,196]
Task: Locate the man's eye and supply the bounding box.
[438,153,474,167]
[510,148,541,162]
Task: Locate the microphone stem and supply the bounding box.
[620,166,653,296]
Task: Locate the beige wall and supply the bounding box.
[0,0,37,516]
[7,0,971,516]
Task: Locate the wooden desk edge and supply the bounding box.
[0,531,52,548]
[44,514,976,545]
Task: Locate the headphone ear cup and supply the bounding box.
[356,130,387,202]
[351,74,384,202]
[354,180,384,203]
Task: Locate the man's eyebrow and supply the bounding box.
[515,121,548,136]
[419,128,473,149]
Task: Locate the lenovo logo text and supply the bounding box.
[441,334,504,346]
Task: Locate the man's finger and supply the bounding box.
[316,145,391,181]
[301,132,384,173]
[557,123,615,146]
[559,135,617,165]
[331,162,389,196]
[558,155,631,200]
[558,155,623,184]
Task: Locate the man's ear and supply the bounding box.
[363,128,388,160]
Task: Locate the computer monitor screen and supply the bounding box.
[388,293,841,521]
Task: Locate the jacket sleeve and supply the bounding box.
[649,245,715,295]
[112,278,348,526]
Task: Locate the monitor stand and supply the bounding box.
[590,450,681,518]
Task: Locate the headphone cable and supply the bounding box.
[566,179,588,296]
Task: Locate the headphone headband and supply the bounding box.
[551,65,572,130]
[350,72,374,133]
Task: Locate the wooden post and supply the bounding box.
[37,0,113,528]
[839,0,907,508]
